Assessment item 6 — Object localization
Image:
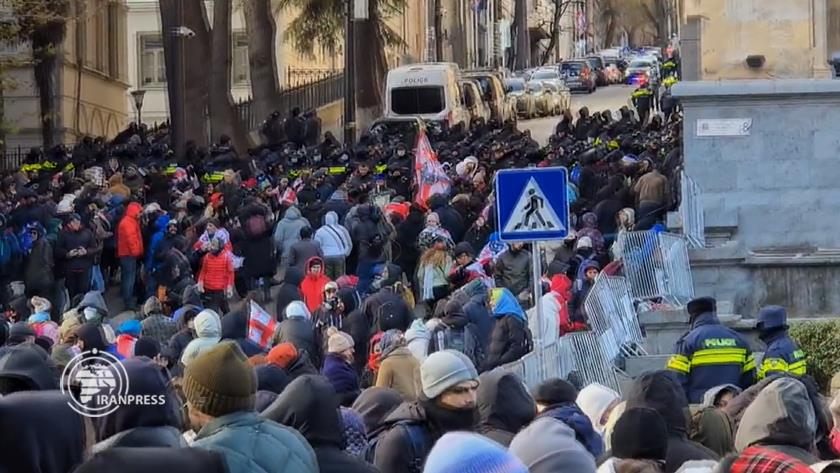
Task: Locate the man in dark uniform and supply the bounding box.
[667,297,755,404]
[631,84,654,126]
[756,305,807,380]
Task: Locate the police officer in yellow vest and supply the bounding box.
[756,305,806,379]
[667,297,756,403]
[631,85,654,125]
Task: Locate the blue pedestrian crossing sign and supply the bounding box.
[495,167,569,242]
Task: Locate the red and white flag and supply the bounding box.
[413,128,451,207]
[247,301,277,350]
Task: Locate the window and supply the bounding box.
[232,32,249,85]
[139,34,166,86]
[390,87,445,114]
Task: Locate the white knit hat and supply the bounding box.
[29,296,52,314]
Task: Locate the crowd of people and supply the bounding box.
[2,98,836,473]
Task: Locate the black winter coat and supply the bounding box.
[364,287,412,333]
[276,317,322,368]
[55,228,98,272]
[476,370,536,446]
[276,268,305,321]
[483,315,529,371]
[373,402,436,473]
[625,371,719,473]
[262,375,378,473]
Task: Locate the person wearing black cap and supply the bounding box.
[666,297,755,404]
[755,305,806,380]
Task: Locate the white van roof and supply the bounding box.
[389,62,461,74]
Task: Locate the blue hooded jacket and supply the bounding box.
[538,402,605,458]
[490,288,526,323]
[146,214,171,270]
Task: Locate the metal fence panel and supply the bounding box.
[616,231,694,307]
[236,73,345,131]
[680,170,706,248]
[565,331,621,393]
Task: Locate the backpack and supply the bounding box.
[433,322,482,366]
[245,214,267,238]
[364,420,429,473]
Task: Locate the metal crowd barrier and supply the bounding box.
[583,274,647,360]
[616,230,695,307]
[680,171,706,248]
[564,331,621,393]
[498,332,621,394]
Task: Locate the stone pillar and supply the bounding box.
[814,0,832,77]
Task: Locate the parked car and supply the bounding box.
[605,64,623,84]
[542,81,571,115]
[463,70,517,123]
[625,59,656,85]
[506,77,537,119]
[584,56,609,86]
[458,79,491,124]
[559,60,596,93]
[526,80,552,116]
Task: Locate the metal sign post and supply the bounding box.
[495,167,570,383]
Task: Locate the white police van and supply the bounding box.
[384,63,471,130]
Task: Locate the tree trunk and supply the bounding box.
[243,0,281,122]
[30,14,66,148]
[159,0,210,145]
[540,1,568,65]
[355,0,388,130]
[209,0,247,150]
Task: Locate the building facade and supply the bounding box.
[681,0,831,80]
[3,0,130,149]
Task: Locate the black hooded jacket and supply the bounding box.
[476,370,536,446]
[340,287,371,374]
[624,370,718,473]
[74,447,228,473]
[96,358,185,451]
[262,375,378,473]
[352,387,404,438]
[276,267,305,322]
[220,308,264,357]
[0,391,87,473]
[0,344,58,393]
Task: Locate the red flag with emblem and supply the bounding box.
[413,128,451,207]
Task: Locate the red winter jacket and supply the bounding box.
[550,274,587,335]
[300,256,331,313]
[198,250,235,291]
[117,202,144,258]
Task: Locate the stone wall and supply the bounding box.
[673,80,840,318]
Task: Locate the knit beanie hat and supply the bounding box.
[266,342,298,369]
[532,378,579,406]
[326,327,354,354]
[420,350,479,399]
[29,296,51,314]
[611,407,668,462]
[183,341,257,417]
[424,432,529,473]
[134,337,161,358]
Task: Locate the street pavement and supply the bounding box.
[522,84,634,146]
